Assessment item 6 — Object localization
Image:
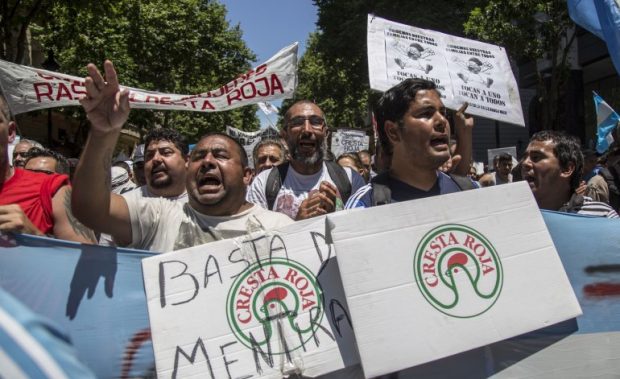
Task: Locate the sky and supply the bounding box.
[220,0,318,128]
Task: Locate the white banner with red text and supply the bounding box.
[0,43,298,115]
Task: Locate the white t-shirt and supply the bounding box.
[99,186,188,247]
[124,197,293,252]
[122,185,189,203]
[246,162,366,219]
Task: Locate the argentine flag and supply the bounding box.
[568,0,620,76]
[594,91,620,153]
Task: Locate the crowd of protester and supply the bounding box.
[1,61,619,252]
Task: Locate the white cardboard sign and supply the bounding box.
[142,216,360,379]
[326,182,581,378]
[331,129,369,159]
[367,15,525,126]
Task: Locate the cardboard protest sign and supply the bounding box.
[326,182,581,377]
[226,125,280,167]
[142,217,359,379]
[0,43,297,115]
[331,129,369,159]
[367,15,524,126]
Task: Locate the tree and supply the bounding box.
[32,0,260,142]
[286,0,484,129]
[464,0,576,131]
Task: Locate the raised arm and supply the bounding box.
[71,61,133,246]
[451,102,474,176]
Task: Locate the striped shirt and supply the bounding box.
[576,196,619,218]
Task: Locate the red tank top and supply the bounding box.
[0,169,69,235]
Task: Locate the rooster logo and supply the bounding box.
[227,258,323,354]
[414,225,503,318]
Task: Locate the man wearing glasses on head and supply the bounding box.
[247,100,365,220]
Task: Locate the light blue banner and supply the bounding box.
[0,210,619,377]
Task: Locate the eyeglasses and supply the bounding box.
[287,115,325,129]
[257,155,281,164]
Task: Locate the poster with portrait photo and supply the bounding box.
[383,27,454,105]
[368,15,525,126]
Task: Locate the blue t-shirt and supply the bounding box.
[345,171,473,209]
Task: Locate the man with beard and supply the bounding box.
[72,61,292,252]
[247,100,365,220]
[122,128,188,203]
[345,78,476,208]
[521,130,618,218]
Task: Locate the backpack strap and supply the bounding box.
[265,162,290,211]
[599,167,620,211]
[370,171,392,206]
[448,173,476,191]
[325,161,352,204]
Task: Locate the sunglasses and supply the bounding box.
[288,115,325,129]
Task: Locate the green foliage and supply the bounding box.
[464,0,575,130]
[31,0,260,142]
[464,0,573,62]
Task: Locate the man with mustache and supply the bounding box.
[122,128,188,204]
[346,78,476,208]
[71,61,292,252]
[247,100,366,220]
[521,130,618,218]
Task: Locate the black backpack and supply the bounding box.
[370,171,476,206]
[598,165,620,212]
[265,161,352,210]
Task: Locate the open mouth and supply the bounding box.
[430,135,449,149]
[523,174,536,188]
[298,139,316,150]
[197,175,222,190]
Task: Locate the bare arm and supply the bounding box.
[71,60,133,246]
[451,103,473,176]
[51,185,97,243]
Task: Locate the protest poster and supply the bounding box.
[487,146,518,169]
[141,216,359,379]
[330,129,369,159]
[367,15,524,126]
[226,125,280,167]
[326,182,581,377]
[0,43,297,115]
[0,233,156,378]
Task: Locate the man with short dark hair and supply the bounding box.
[123,128,188,202]
[521,130,617,217]
[247,100,365,220]
[479,153,513,186]
[252,138,285,174]
[24,148,70,175]
[72,61,292,252]
[346,78,475,208]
